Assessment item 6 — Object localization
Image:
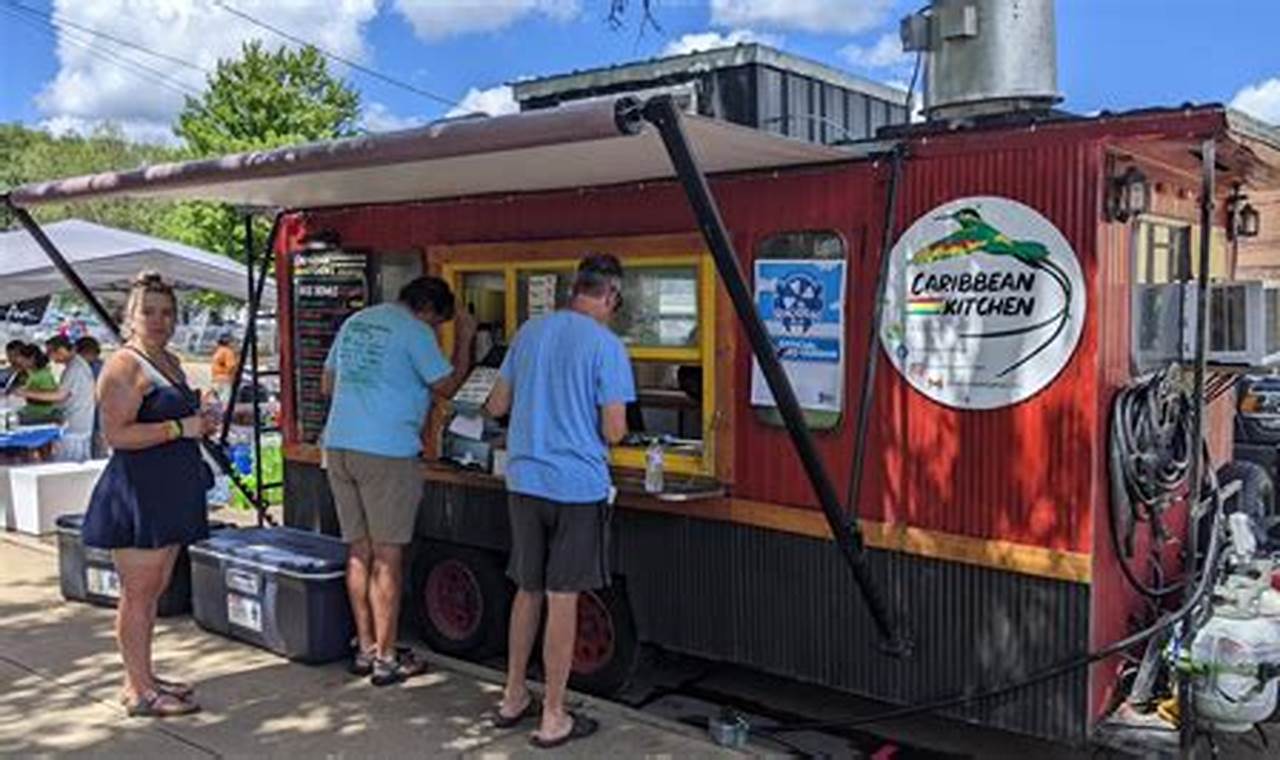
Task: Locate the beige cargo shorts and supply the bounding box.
[325,449,424,545]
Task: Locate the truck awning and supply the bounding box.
[4,99,852,211]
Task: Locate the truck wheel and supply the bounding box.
[414,543,511,660]
[569,584,639,696]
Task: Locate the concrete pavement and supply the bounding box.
[0,532,739,758]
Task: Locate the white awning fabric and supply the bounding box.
[5,99,852,210]
[0,219,272,304]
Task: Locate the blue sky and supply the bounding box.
[0,0,1277,145]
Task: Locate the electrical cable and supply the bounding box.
[0,4,201,100]
[757,463,1228,735]
[3,0,210,75]
[211,0,459,108]
[1108,367,1195,598]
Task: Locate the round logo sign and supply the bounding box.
[879,196,1086,410]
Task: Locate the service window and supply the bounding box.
[752,230,848,431]
[440,244,718,478]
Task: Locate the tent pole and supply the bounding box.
[3,198,122,339]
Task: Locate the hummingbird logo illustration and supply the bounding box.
[910,207,1073,377]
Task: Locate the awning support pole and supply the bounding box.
[640,95,910,656]
[2,194,275,525]
[219,212,280,447]
[1179,137,1216,753]
[4,200,122,340]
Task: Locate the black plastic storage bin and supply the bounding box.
[55,514,233,617]
[189,526,352,663]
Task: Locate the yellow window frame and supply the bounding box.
[440,250,718,477]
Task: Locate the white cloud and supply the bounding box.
[446,85,519,118]
[1232,78,1280,125]
[34,0,378,145]
[361,101,425,133]
[711,0,894,34]
[839,32,910,70]
[394,0,580,41]
[662,29,780,57]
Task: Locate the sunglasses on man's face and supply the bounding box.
[609,286,624,313]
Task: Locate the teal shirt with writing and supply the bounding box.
[323,303,451,458]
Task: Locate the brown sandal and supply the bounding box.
[155,677,195,700]
[125,690,200,718]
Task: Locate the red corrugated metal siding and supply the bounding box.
[278,142,1104,554]
[731,138,1103,555]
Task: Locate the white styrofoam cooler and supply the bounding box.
[7,461,108,535]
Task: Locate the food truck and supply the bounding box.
[6,1,1280,748]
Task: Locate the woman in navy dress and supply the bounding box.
[82,271,215,717]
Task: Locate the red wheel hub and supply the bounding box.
[424,559,483,642]
[573,591,616,675]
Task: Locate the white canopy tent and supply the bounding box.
[0,219,272,305]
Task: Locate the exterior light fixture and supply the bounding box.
[1107,165,1150,223]
[1228,187,1261,239]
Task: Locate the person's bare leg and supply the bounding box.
[113,548,169,700]
[500,589,544,717]
[535,591,579,741]
[346,539,375,654]
[144,546,180,683]
[370,543,404,658]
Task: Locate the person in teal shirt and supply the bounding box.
[322,276,475,686]
[485,253,635,748]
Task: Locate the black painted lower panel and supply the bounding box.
[284,462,1089,743]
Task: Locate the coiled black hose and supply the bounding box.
[1108,367,1195,597]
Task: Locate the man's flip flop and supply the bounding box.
[529,712,599,749]
[493,695,539,729]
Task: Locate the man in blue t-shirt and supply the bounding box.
[322,276,475,686]
[485,253,635,747]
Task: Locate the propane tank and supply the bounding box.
[1190,582,1280,732]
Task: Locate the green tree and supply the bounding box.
[176,40,360,156]
[165,41,361,263]
[1,122,180,232]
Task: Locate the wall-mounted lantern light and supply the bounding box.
[1106,165,1150,223]
[1228,186,1262,239]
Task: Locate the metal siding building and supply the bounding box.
[512,44,910,145]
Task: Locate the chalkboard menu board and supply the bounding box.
[292,249,369,444]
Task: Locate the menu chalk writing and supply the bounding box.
[292,249,369,444]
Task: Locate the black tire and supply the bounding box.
[568,583,639,697]
[1214,460,1274,548]
[413,542,511,660]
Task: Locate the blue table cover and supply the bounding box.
[0,425,62,450]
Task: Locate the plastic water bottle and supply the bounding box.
[644,440,664,494]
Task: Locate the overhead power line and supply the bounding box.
[212,0,458,108]
[3,0,210,76]
[0,4,201,101]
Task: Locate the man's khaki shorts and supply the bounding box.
[325,449,424,545]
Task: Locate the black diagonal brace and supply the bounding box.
[640,96,910,656]
[3,194,276,525]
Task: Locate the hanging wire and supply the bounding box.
[212,0,459,108]
[0,4,201,100]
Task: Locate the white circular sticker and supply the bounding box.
[880,196,1086,410]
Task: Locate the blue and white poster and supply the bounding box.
[750,259,847,412]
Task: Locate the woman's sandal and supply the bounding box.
[119,678,194,705]
[125,689,200,718]
[155,677,195,700]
